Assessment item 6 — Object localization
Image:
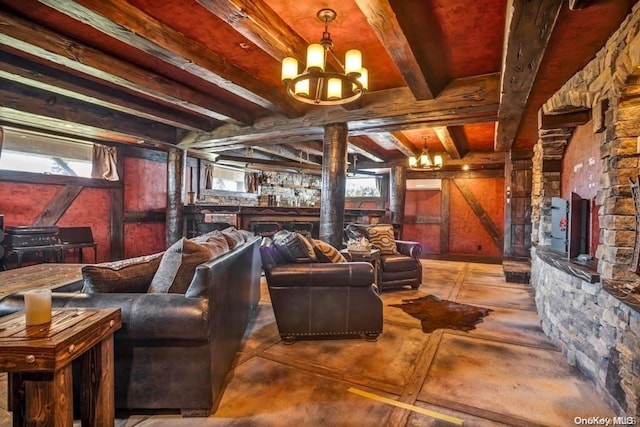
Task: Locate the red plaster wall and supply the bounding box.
[124,222,165,258]
[0,155,167,265]
[561,120,601,200]
[0,183,61,226]
[403,190,441,254]
[124,157,167,211]
[561,120,602,259]
[123,157,167,256]
[449,178,505,257]
[0,183,112,263]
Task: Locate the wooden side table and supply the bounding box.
[0,308,122,426]
[341,248,381,292]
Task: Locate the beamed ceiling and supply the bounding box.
[0,0,635,174]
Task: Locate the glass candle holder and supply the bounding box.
[24,289,52,325]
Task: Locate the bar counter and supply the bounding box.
[183,205,388,237]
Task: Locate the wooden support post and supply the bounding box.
[110,148,125,260]
[440,179,450,254]
[319,123,348,248]
[389,165,407,230]
[166,147,185,247]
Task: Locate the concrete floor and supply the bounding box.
[0,260,618,426]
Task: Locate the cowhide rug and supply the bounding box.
[389,295,492,333]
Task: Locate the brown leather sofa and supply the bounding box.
[345,223,423,292]
[260,235,383,343]
[0,231,262,417]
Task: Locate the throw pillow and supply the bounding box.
[221,227,245,249]
[82,251,164,293]
[148,238,214,294]
[366,224,398,255]
[198,234,230,259]
[312,239,347,263]
[273,230,316,263]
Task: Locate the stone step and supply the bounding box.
[503,259,531,284]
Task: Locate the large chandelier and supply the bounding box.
[280,8,368,106]
[409,137,444,170]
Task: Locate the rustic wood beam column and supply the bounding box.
[166,148,185,247]
[320,123,348,248]
[389,165,407,228]
[531,127,571,246]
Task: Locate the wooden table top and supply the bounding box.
[0,308,121,372]
[0,263,85,299]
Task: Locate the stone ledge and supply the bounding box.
[534,246,600,283]
[602,279,640,312]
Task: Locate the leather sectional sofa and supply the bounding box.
[0,228,262,417]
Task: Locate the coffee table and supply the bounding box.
[0,307,121,426]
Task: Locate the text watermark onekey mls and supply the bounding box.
[574,417,637,426]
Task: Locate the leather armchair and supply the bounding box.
[260,237,383,343]
[345,224,423,292]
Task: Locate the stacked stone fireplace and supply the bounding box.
[530,3,640,416]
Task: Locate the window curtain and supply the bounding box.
[91,144,119,181]
[375,176,383,196]
[245,171,258,193]
[205,164,214,189]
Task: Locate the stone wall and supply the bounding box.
[531,3,640,416]
[532,247,640,415]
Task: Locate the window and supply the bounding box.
[346,177,381,197]
[0,128,93,178]
[205,164,246,192]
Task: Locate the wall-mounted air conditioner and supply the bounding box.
[406,179,442,190]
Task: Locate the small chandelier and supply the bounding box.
[409,137,444,170]
[281,8,368,106]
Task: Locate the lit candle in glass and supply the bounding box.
[24,289,52,325]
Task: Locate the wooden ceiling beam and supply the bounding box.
[0,51,215,132]
[0,11,252,126]
[36,0,304,117]
[355,0,448,100]
[288,141,325,158]
[197,0,307,63]
[0,79,178,144]
[538,109,591,129]
[347,136,388,163]
[495,0,563,151]
[216,154,322,171]
[389,132,420,157]
[251,145,321,165]
[358,151,506,170]
[434,126,469,159]
[180,73,500,149]
[366,132,414,157]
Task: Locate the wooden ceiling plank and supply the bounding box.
[36,0,303,117]
[0,11,252,126]
[495,0,563,152]
[355,0,445,100]
[180,73,500,148]
[0,79,178,143]
[197,0,307,63]
[434,126,469,159]
[0,52,215,132]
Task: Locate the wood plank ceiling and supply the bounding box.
[0,0,635,173]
